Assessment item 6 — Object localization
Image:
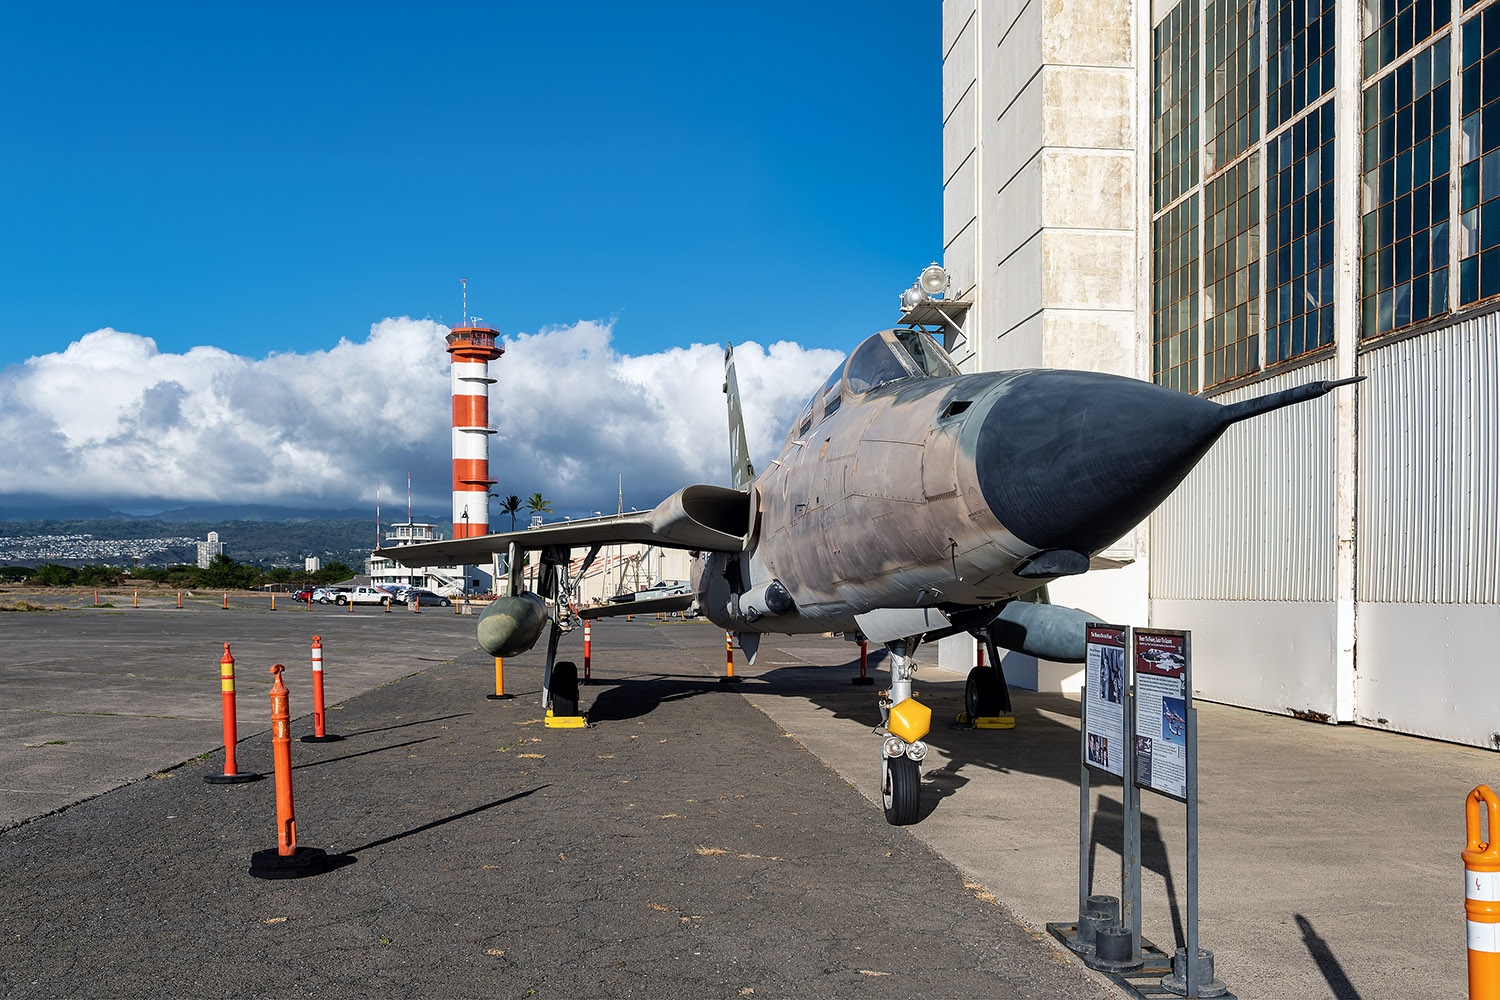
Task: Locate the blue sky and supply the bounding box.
[0,2,941,516]
[0,2,941,368]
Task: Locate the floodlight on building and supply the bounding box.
[899,283,929,313]
[919,262,950,297]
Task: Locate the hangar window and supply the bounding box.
[844,334,915,394]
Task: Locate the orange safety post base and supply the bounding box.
[1465,785,1500,998]
[205,642,262,784]
[719,631,742,684]
[852,639,875,685]
[301,635,343,743]
[250,664,329,879]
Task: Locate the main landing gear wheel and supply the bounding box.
[551,660,580,717]
[966,666,1002,721]
[881,754,920,825]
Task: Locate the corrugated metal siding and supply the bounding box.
[1358,315,1500,604]
[1149,357,1339,600]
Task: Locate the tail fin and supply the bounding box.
[724,343,755,490]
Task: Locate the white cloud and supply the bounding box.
[0,319,843,516]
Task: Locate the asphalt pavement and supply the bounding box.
[0,597,1109,999]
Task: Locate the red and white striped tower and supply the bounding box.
[447,282,503,538]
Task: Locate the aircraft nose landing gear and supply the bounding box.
[876,640,932,825]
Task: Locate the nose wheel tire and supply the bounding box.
[551,661,580,717]
[966,666,1002,720]
[881,754,920,825]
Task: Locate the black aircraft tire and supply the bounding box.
[552,661,580,717]
[881,755,920,826]
[966,666,1001,720]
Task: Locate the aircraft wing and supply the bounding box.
[579,593,695,620]
[377,483,752,569]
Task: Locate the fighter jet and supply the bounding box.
[381,326,1357,824]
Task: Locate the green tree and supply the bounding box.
[501,495,522,531]
[0,566,29,582]
[75,565,123,587]
[312,561,356,585]
[198,554,256,590]
[31,563,77,587]
[523,493,551,523]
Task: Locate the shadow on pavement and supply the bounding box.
[1296,914,1364,999]
[343,786,549,855]
[346,712,472,737]
[292,736,441,771]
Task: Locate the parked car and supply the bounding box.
[336,586,394,606]
[313,587,350,604]
[291,588,314,602]
[396,587,451,607]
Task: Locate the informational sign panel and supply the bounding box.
[1083,623,1128,777]
[1133,629,1190,801]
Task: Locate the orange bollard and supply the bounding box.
[1465,785,1500,997]
[270,594,276,612]
[205,643,261,784]
[249,664,329,878]
[93,589,98,607]
[583,620,593,684]
[133,590,138,608]
[177,590,182,609]
[222,592,228,610]
[852,638,874,685]
[486,655,512,700]
[301,636,342,742]
[720,631,741,684]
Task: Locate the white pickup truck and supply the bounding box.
[335,586,394,606]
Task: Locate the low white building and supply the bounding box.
[366,522,492,596]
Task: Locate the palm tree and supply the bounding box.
[501,495,522,531]
[523,493,552,524]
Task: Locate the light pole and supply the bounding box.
[460,507,469,608]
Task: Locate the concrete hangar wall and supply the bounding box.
[939,0,1500,748]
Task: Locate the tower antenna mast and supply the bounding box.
[460,277,468,327]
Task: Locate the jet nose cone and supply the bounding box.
[975,371,1226,554]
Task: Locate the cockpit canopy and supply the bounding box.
[788,328,959,442]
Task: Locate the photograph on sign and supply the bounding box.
[1133,629,1189,800]
[1083,623,1128,778]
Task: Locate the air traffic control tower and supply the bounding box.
[446,320,502,538]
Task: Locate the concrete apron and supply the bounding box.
[732,634,1489,1000]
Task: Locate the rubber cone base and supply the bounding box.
[205,772,263,784]
[300,734,345,743]
[250,846,330,879]
[485,693,515,700]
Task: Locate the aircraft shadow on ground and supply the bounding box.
[584,674,743,723]
[756,655,1190,946]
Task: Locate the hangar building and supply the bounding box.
[938,0,1498,747]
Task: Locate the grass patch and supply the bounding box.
[0,600,51,613]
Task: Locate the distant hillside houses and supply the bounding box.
[0,533,199,564]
